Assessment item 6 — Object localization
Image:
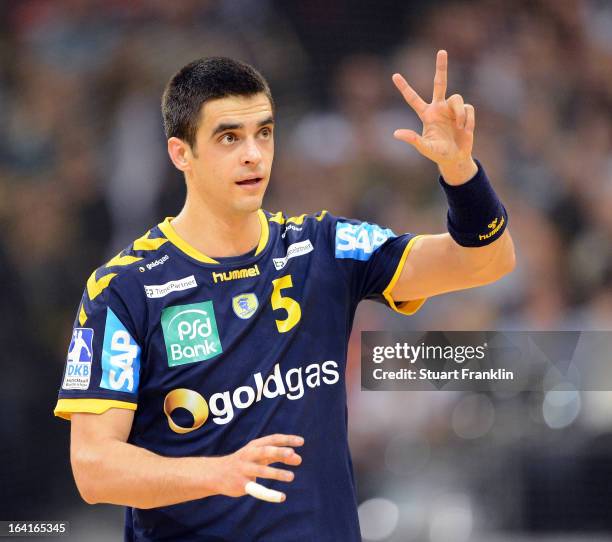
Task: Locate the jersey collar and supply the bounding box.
[158,209,270,264]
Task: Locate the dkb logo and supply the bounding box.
[161,301,222,367]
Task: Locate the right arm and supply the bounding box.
[70,408,303,509]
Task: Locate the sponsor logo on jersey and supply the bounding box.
[232,293,258,319]
[62,328,94,390]
[334,221,396,261]
[281,224,303,238]
[140,254,169,273]
[212,264,260,284]
[100,308,141,393]
[273,240,314,270]
[161,301,222,366]
[144,275,197,298]
[163,360,340,432]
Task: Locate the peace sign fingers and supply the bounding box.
[432,49,448,102]
[392,73,428,119]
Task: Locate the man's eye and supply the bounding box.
[221,133,236,144]
[260,128,272,138]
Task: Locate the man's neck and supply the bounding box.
[170,199,262,259]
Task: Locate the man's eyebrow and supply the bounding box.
[210,116,274,138]
[257,116,275,128]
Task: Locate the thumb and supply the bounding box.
[393,129,427,155]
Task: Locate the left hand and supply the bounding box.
[392,50,477,184]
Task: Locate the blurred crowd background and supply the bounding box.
[1,0,611,540]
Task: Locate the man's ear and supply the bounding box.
[167,137,193,172]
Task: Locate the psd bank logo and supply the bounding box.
[62,327,94,390]
[161,301,222,367]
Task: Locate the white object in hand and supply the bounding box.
[244,481,284,503]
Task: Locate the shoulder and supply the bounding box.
[262,209,397,257]
[264,209,337,238]
[264,209,390,233]
[265,209,331,228]
[264,209,340,249]
[79,225,170,325]
[271,211,399,263]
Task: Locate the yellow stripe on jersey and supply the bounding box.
[159,209,270,263]
[86,270,117,301]
[158,218,219,264]
[315,210,328,221]
[83,231,169,306]
[78,303,87,326]
[133,230,169,251]
[269,210,327,226]
[286,213,308,225]
[269,211,285,224]
[53,398,137,420]
[382,235,427,316]
[106,252,143,268]
[254,209,269,255]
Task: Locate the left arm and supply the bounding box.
[388,50,516,304]
[390,230,515,302]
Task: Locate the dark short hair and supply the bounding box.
[161,57,274,149]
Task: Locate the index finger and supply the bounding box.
[251,433,304,448]
[433,49,448,102]
[392,73,427,118]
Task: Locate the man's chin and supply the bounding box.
[233,194,265,214]
[235,185,268,212]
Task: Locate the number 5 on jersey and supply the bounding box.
[271,275,301,333]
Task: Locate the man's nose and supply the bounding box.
[240,138,262,166]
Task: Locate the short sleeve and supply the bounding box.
[54,275,143,420]
[325,213,427,316]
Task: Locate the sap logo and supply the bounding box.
[62,328,94,390]
[212,264,260,284]
[161,301,222,367]
[335,221,396,261]
[139,254,170,272]
[100,308,141,393]
[144,275,197,298]
[273,240,313,270]
[163,360,340,432]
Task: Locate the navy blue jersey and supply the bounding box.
[54,209,425,541]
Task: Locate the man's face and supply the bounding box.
[186,93,274,215]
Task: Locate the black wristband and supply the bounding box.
[438,160,508,247]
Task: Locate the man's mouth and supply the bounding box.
[236,177,263,186]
